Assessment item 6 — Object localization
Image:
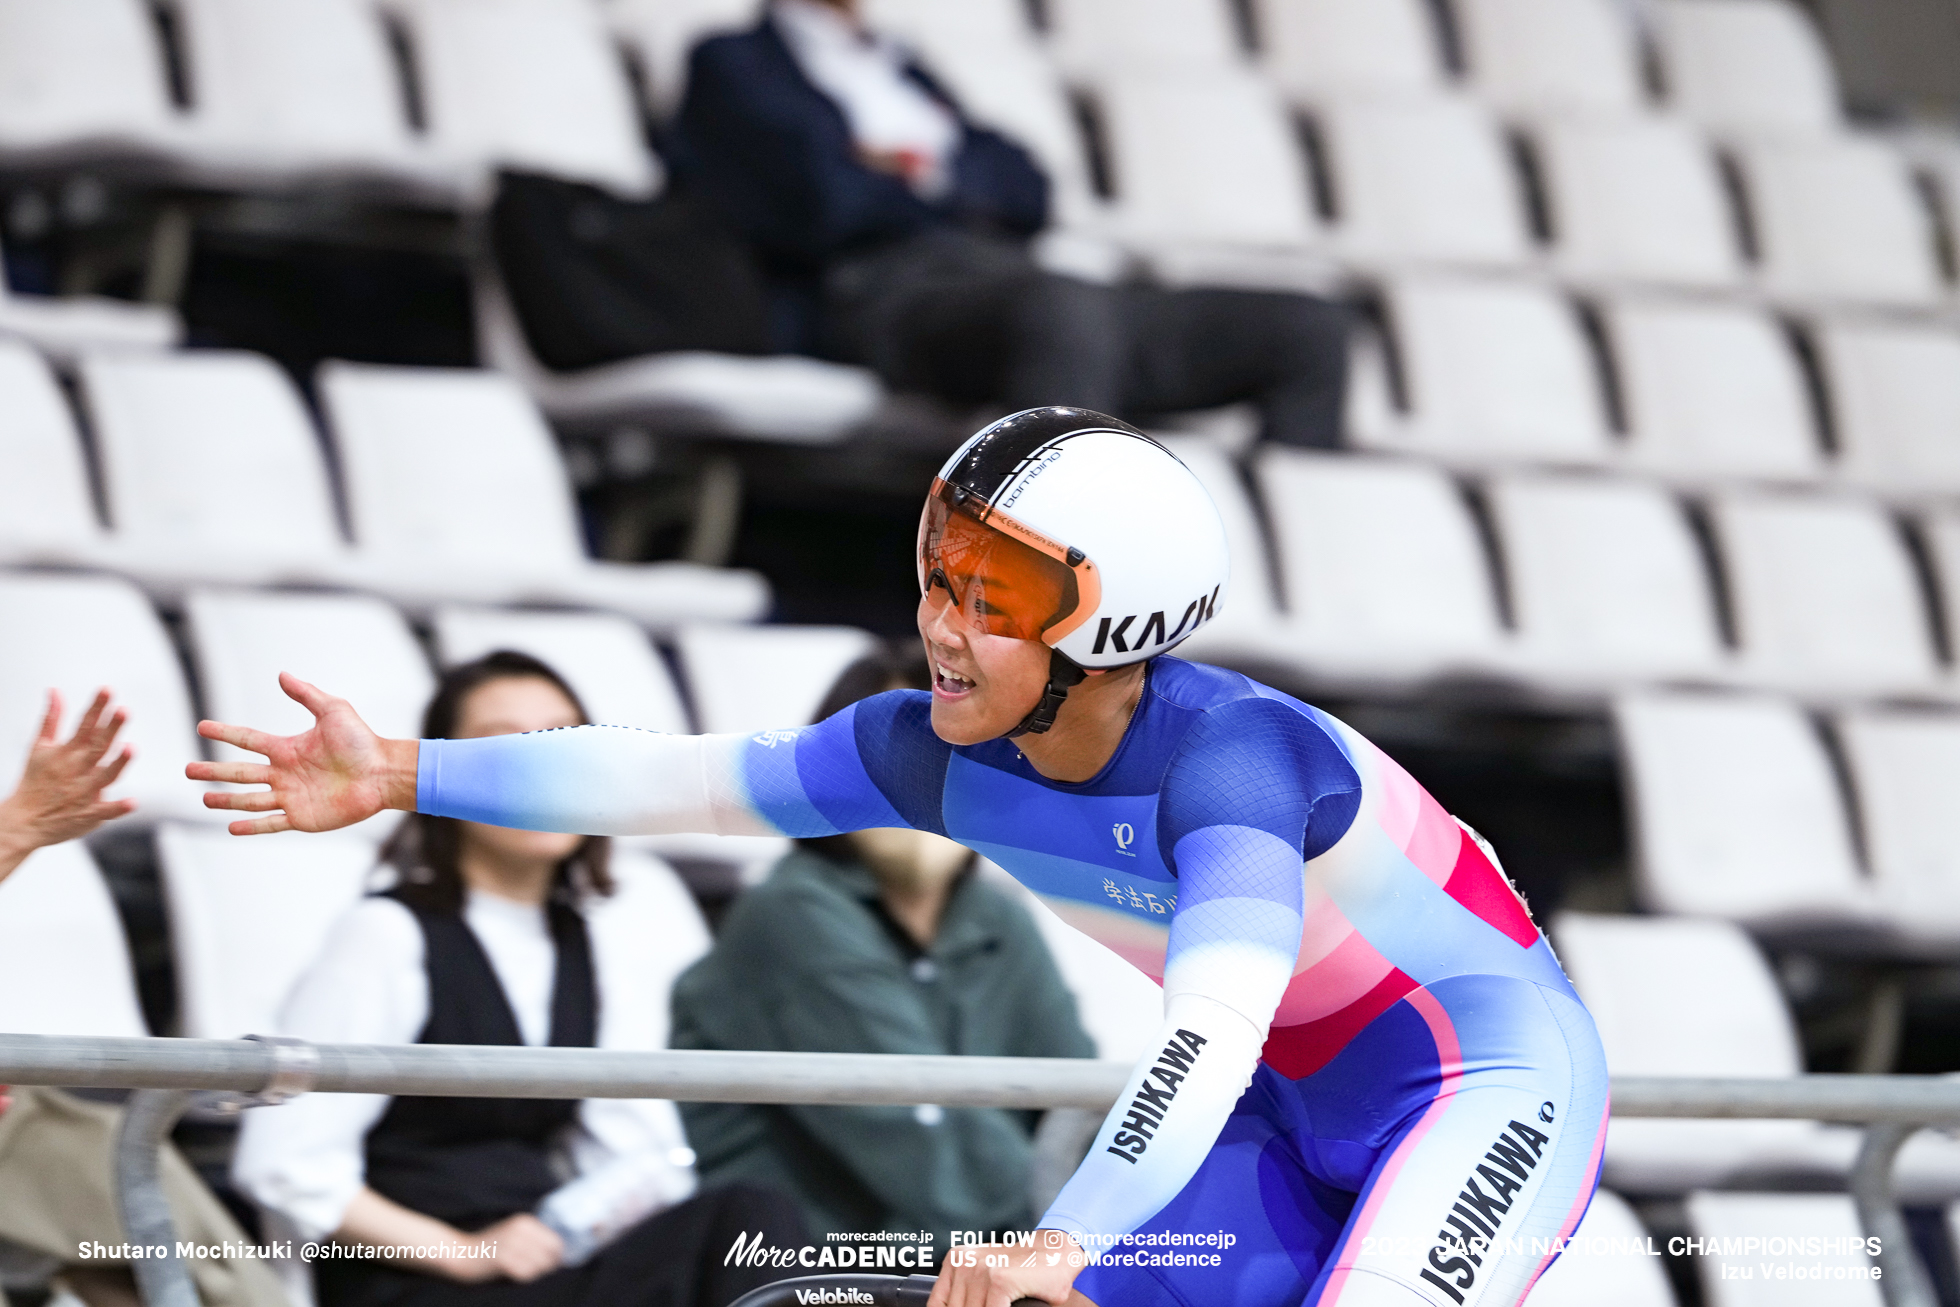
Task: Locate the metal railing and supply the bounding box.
[4,1033,1957,1307]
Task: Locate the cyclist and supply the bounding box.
[189,408,1607,1307]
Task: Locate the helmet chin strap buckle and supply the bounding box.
[1006,647,1089,739]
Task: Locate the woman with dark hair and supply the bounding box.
[234,651,804,1307]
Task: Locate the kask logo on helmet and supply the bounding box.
[1090,586,1221,656]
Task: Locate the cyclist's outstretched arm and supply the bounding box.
[189,674,909,839]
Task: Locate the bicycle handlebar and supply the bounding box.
[724,1273,1043,1307]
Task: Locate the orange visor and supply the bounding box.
[917,478,1100,644]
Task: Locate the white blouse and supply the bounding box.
[234,856,710,1240]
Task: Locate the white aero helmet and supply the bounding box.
[918,407,1231,735]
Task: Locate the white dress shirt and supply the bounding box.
[234,856,709,1240]
[771,0,959,197]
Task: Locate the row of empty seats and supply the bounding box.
[1346,277,1960,488]
[0,339,767,624]
[1174,440,1960,700]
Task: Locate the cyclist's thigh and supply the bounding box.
[1072,1084,1355,1307]
[1309,975,1609,1307]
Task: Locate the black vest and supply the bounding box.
[362,889,599,1231]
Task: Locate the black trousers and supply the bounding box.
[316,1184,809,1307]
[822,229,1352,448]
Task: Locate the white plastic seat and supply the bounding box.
[0,572,210,822]
[1651,0,1841,137]
[1685,1194,1883,1306]
[1553,912,1854,1193]
[1534,115,1743,289]
[472,264,882,443]
[1253,0,1443,98]
[1092,69,1322,268]
[1316,94,1532,269]
[317,361,770,626]
[0,339,104,567]
[1367,277,1612,464]
[1709,491,1940,695]
[1731,137,1944,308]
[0,238,179,358]
[1610,692,1875,928]
[433,606,691,732]
[390,0,658,196]
[1837,709,1960,945]
[158,823,380,1039]
[1602,299,1821,480]
[0,0,183,166]
[1522,1189,1677,1307]
[170,0,468,201]
[1045,0,1243,74]
[582,846,715,1044]
[1815,321,1960,496]
[0,841,150,1037]
[1926,512,1960,662]
[608,0,761,119]
[185,589,435,840]
[1486,473,1725,683]
[1255,451,1506,680]
[1453,0,1644,116]
[1149,437,1284,666]
[673,625,881,735]
[78,350,351,592]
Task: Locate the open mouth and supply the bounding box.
[933,662,976,699]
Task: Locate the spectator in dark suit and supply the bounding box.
[674,0,1352,447]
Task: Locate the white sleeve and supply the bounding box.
[563,852,708,1210]
[232,898,427,1241]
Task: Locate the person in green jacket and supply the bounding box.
[668,648,1097,1256]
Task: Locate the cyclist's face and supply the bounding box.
[917,587,1051,745]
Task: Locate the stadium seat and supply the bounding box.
[1044,0,1244,74]
[1089,69,1327,287]
[433,606,691,732]
[1610,691,1876,929]
[672,624,881,735]
[0,339,106,567]
[1925,511,1960,659]
[1651,0,1841,137]
[1452,0,1645,116]
[1729,137,1944,308]
[1532,115,1744,290]
[1835,709,1960,947]
[609,0,762,119]
[0,571,211,823]
[1254,450,1508,680]
[316,361,771,626]
[1814,320,1960,496]
[184,589,435,840]
[1364,277,1612,464]
[1685,1193,1884,1307]
[78,349,351,592]
[0,239,180,357]
[1523,1188,1677,1307]
[157,823,380,1039]
[1315,94,1533,270]
[0,0,181,168]
[1149,437,1286,668]
[169,0,468,201]
[388,0,658,196]
[1485,472,1726,684]
[0,840,149,1037]
[1552,912,1874,1195]
[1708,491,1941,696]
[1601,298,1821,480]
[471,263,884,443]
[1252,0,1443,98]
[583,846,716,1046]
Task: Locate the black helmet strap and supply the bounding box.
[1005,647,1089,739]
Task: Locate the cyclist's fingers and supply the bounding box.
[189,760,272,786]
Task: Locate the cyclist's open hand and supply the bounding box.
[187,672,417,835]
